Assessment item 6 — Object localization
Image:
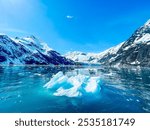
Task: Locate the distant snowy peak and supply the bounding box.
[65,51,101,64]
[65,51,89,62]
[0,34,74,65]
[65,42,124,64]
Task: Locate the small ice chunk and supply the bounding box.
[85,77,101,93]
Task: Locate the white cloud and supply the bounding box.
[66,15,74,19]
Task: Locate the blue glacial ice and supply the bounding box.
[44,72,101,97]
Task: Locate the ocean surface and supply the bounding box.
[0,66,150,113]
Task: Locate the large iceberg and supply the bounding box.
[44,71,101,97]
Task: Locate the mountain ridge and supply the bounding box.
[1,19,150,66]
[0,34,74,65]
[66,19,150,67]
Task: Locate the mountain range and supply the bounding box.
[0,19,150,66]
[66,19,150,67]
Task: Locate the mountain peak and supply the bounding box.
[0,33,6,36]
[65,19,150,67]
[0,34,74,65]
[0,33,12,42]
[26,35,38,40]
[25,35,40,41]
[0,33,9,38]
[20,35,41,46]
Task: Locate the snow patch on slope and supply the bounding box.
[65,42,124,64]
[144,19,150,27]
[13,36,53,54]
[134,33,150,45]
[0,34,74,65]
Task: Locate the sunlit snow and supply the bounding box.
[44,71,101,97]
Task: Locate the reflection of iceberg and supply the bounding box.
[44,72,101,97]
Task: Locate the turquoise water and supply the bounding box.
[0,66,150,113]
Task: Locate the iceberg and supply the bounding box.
[44,71,101,97]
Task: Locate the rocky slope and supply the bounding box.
[0,34,74,65]
[66,19,150,67]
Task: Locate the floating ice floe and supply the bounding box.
[44,71,101,97]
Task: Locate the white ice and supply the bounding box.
[44,72,101,97]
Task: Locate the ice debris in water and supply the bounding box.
[44,71,101,97]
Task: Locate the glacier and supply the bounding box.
[44,71,101,97]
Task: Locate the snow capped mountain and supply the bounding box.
[104,19,150,66]
[65,42,124,64]
[66,19,150,67]
[65,51,100,64]
[1,19,150,66]
[0,34,74,65]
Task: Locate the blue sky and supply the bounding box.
[0,0,150,54]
